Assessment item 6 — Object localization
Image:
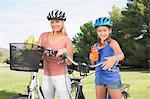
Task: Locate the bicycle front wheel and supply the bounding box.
[71,81,78,99]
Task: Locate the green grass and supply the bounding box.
[0,63,150,99]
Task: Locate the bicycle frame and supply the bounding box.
[70,77,85,99]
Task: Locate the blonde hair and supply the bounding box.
[61,24,68,36]
[61,21,68,36]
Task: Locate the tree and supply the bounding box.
[108,6,124,44]
[73,21,97,63]
[110,0,150,68]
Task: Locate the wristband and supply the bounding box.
[114,55,119,62]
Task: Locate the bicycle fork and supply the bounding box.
[28,72,44,99]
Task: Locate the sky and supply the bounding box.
[0,0,127,49]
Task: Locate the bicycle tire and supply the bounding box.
[71,81,78,99]
[122,91,129,99]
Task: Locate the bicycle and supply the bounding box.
[10,43,45,99]
[9,44,130,99]
[60,52,131,99]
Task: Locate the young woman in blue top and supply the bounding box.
[89,17,125,99]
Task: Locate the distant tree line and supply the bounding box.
[0,48,9,63]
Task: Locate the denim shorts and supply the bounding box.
[96,80,122,90]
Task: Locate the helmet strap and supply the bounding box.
[97,34,111,46]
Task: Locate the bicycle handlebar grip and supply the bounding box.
[60,53,67,60]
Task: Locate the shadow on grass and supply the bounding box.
[0,90,18,99]
[120,68,150,73]
[0,90,28,99]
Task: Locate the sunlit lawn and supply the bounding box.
[0,63,150,99]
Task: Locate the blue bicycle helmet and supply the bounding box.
[47,9,66,21]
[94,17,113,28]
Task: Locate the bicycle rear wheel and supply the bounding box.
[122,91,130,99]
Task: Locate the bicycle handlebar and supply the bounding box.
[61,53,118,72]
[44,48,118,74]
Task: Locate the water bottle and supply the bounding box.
[91,46,99,62]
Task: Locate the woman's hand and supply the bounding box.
[56,48,68,57]
[101,56,118,70]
